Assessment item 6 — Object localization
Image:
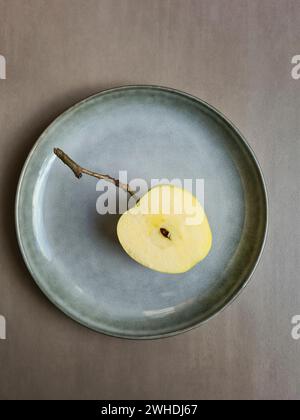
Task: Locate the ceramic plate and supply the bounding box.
[15,86,268,339]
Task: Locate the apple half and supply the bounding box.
[117,184,212,274]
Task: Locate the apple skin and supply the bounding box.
[117,184,212,274]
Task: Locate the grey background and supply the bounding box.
[0,0,299,400]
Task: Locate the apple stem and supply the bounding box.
[53,148,135,196]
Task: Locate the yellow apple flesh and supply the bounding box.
[117,185,212,274]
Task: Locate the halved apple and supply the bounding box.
[117,184,212,274]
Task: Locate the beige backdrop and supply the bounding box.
[0,0,299,400]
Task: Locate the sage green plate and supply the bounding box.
[15,86,268,339]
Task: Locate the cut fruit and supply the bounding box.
[117,184,212,274]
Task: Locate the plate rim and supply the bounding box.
[15,84,269,340]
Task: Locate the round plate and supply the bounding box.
[16,86,268,339]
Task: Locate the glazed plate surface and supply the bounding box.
[16,86,268,339]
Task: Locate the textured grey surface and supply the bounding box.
[0,0,299,400]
